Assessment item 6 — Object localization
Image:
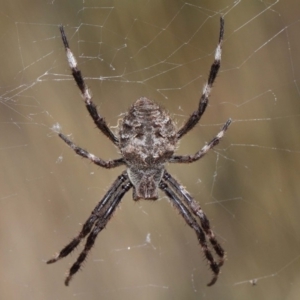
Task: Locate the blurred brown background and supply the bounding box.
[1,0,300,299]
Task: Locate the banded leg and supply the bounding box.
[47,172,129,265]
[59,133,125,168]
[170,118,231,163]
[64,180,132,286]
[176,17,225,140]
[59,26,119,145]
[159,181,220,286]
[163,172,225,267]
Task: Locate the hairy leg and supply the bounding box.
[159,180,220,286]
[59,133,125,168]
[47,172,129,265]
[59,26,119,145]
[170,119,231,163]
[176,17,225,140]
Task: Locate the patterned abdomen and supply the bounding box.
[119,97,177,167]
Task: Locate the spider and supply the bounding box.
[47,17,231,287]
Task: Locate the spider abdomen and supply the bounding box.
[119,97,177,167]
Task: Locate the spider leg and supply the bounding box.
[159,180,220,286]
[59,26,119,145]
[59,133,125,168]
[163,172,225,267]
[47,172,128,265]
[64,180,132,286]
[176,17,224,140]
[170,118,231,163]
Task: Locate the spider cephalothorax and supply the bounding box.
[47,17,231,287]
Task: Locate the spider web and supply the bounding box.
[1,0,300,299]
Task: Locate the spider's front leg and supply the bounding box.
[59,26,119,145]
[176,17,225,140]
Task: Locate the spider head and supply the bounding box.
[127,166,164,200]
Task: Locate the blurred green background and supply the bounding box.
[1,0,300,299]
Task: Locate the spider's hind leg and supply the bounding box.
[163,172,226,269]
[159,180,221,286]
[47,172,129,265]
[64,179,132,286]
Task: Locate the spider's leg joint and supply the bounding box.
[202,84,211,98]
[83,89,92,103]
[215,44,222,61]
[66,48,77,69]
